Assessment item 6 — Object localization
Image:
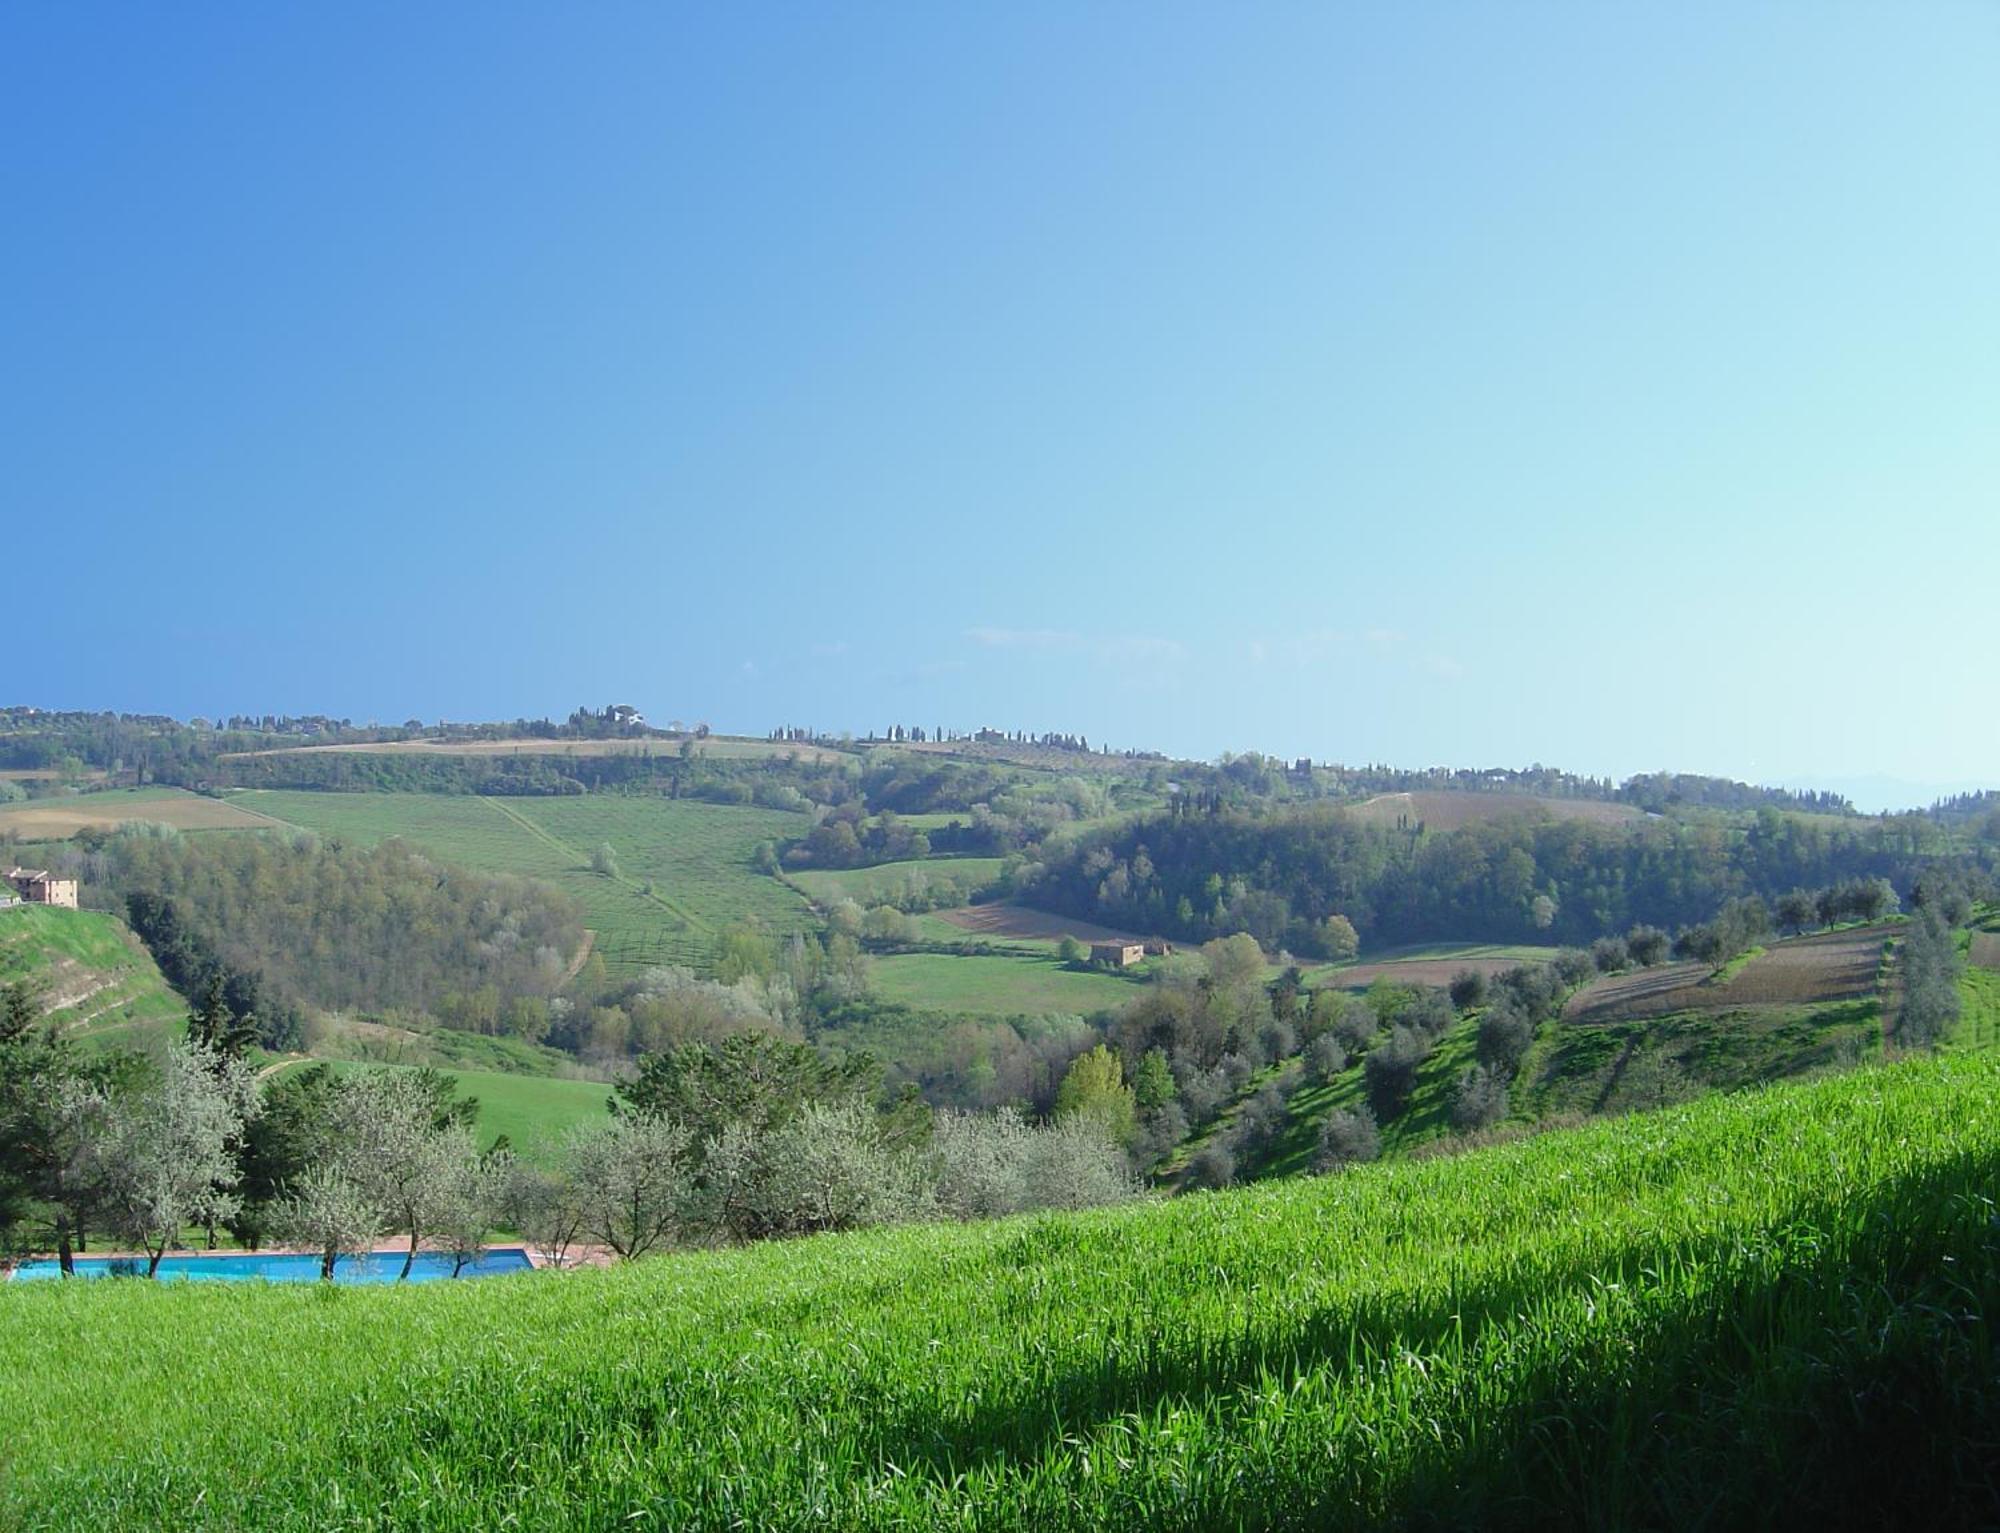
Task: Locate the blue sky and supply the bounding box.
[5,4,1996,807]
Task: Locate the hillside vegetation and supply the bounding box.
[2,1056,1996,1528]
[0,905,184,1051]
[237,790,812,975]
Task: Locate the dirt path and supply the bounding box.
[560,929,596,985]
[256,1053,307,1083]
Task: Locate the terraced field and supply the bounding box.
[1308,942,1563,992]
[1566,926,1891,1024]
[0,904,187,1051]
[236,792,815,976]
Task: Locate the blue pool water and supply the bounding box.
[8,1247,534,1284]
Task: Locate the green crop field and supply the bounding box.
[0,904,187,1052]
[269,1059,610,1158]
[867,951,1144,1016]
[235,791,815,976]
[1954,966,2000,1055]
[791,856,1006,909]
[3,1057,1998,1528]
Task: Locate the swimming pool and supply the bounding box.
[8,1247,535,1284]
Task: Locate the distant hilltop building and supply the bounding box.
[1090,941,1147,969]
[3,867,79,909]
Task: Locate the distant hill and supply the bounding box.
[1342,790,1643,832]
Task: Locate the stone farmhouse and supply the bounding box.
[3,867,79,909]
[1090,940,1147,969]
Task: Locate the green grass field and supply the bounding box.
[4,1056,1998,1528]
[0,904,187,1051]
[1953,966,2000,1055]
[235,791,815,976]
[271,1059,610,1158]
[791,856,1005,910]
[866,951,1145,1017]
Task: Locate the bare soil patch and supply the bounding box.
[1567,926,1890,1023]
[1319,956,1530,992]
[936,903,1150,945]
[1343,791,1642,833]
[1969,933,2000,972]
[0,792,283,838]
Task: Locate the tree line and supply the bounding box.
[1026,803,1994,954]
[49,824,583,1022]
[0,989,1136,1277]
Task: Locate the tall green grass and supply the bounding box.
[3,1056,1998,1527]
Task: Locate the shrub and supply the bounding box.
[1448,970,1487,1012]
[1476,1001,1536,1072]
[1363,1025,1428,1118]
[1304,1033,1348,1084]
[1590,937,1630,974]
[1552,948,1596,988]
[1626,924,1671,966]
[1313,1105,1379,1171]
[1185,1141,1237,1190]
[1450,1064,1509,1133]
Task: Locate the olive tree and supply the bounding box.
[92,1040,260,1277]
[274,1164,383,1281]
[505,1158,589,1268]
[330,1071,483,1281]
[703,1099,932,1241]
[563,1112,694,1261]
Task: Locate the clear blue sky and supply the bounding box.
[6,4,1996,807]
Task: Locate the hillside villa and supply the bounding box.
[3,867,79,909]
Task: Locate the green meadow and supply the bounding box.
[790,855,1006,909]
[866,951,1143,1017]
[3,1056,1997,1529]
[270,1059,611,1159]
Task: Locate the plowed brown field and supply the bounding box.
[1565,926,1891,1023]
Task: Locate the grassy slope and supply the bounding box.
[0,904,186,1051]
[4,1058,1998,1528]
[1953,966,2000,1055]
[236,790,814,976]
[867,951,1144,1017]
[790,856,1006,908]
[270,1059,610,1157]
